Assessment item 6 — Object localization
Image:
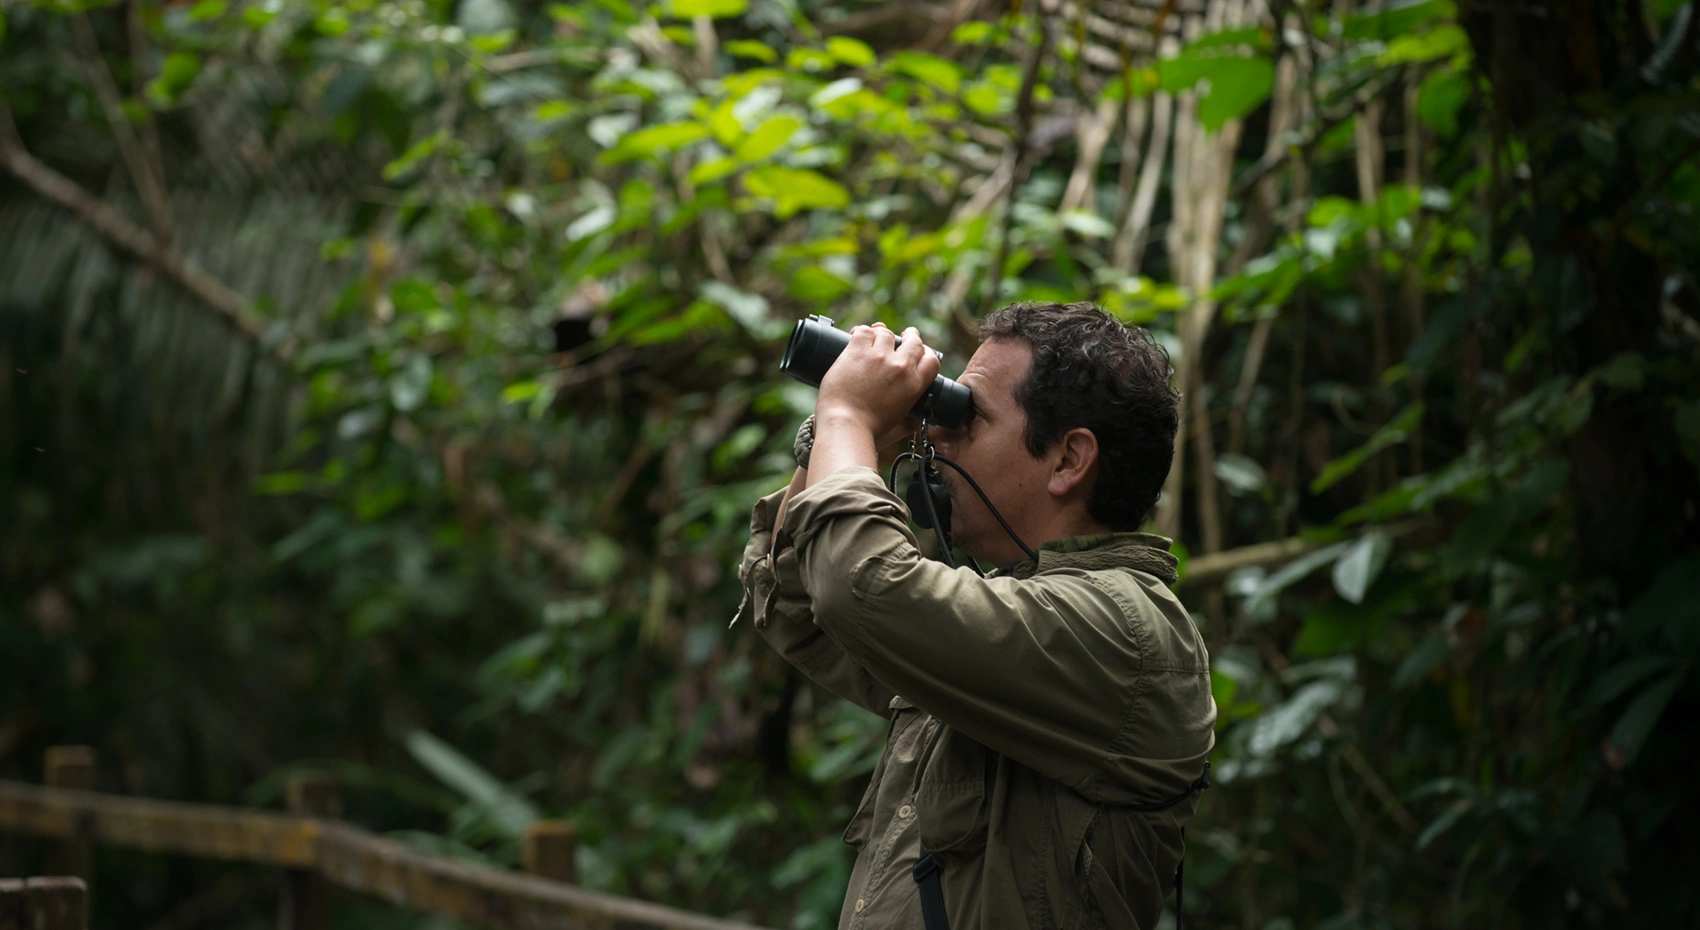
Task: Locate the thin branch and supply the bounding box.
[1110,91,1150,234]
[0,113,277,358]
[1400,74,1428,472]
[976,12,1054,317]
[127,1,172,222]
[1112,90,1171,273]
[1230,68,1404,199]
[72,11,174,246]
[1226,52,1302,457]
[1059,96,1120,215]
[1181,517,1437,587]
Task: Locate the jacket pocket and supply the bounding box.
[914,719,990,856]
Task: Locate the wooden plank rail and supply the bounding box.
[0,877,88,930]
[0,779,774,930]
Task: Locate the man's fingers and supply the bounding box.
[901,327,941,382]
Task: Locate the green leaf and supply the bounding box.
[1417,799,1472,850]
[1379,24,1469,64]
[355,484,407,521]
[531,100,575,122]
[1156,55,1217,92]
[468,29,515,53]
[1247,679,1345,756]
[1197,56,1274,130]
[1609,672,1684,766]
[1098,68,1159,102]
[146,51,204,106]
[1331,532,1393,604]
[402,728,539,839]
[254,471,311,495]
[1241,542,1352,617]
[786,48,837,73]
[1059,209,1116,239]
[382,130,449,181]
[888,52,962,94]
[952,21,996,44]
[1293,595,1392,657]
[1184,26,1271,53]
[602,122,710,164]
[687,156,738,185]
[743,166,849,218]
[390,279,437,314]
[1587,656,1681,706]
[1311,403,1425,493]
[701,280,785,338]
[1417,68,1471,136]
[1209,668,1239,709]
[1339,0,1455,39]
[826,36,876,68]
[670,0,747,18]
[388,355,432,413]
[1620,552,1700,649]
[1308,195,1361,228]
[315,7,350,36]
[188,0,227,21]
[1438,459,1568,577]
[1592,351,1646,391]
[1675,399,1700,464]
[733,114,802,163]
[1393,633,1448,689]
[789,265,853,302]
[963,82,1010,114]
[500,380,543,403]
[565,205,614,241]
[1214,453,1268,494]
[724,39,777,62]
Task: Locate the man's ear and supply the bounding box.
[1048,427,1099,498]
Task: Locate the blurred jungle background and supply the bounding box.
[2,0,1698,927]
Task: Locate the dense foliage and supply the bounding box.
[2,0,1696,928]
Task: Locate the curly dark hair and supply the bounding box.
[978,301,1179,530]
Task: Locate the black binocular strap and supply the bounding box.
[913,845,949,930]
[908,763,1210,930]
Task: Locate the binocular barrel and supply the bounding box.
[780,316,973,428]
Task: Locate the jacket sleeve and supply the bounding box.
[734,481,897,718]
[779,467,1202,797]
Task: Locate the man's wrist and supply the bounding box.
[806,409,881,490]
[813,405,880,438]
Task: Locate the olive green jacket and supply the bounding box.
[735,467,1215,930]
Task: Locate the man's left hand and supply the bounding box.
[815,323,941,439]
[806,324,941,488]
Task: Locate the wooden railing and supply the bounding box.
[0,876,87,930]
[0,747,775,930]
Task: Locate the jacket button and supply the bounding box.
[898,805,913,818]
[854,898,866,913]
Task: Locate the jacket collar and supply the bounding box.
[999,532,1180,584]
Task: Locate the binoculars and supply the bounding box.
[779,316,973,428]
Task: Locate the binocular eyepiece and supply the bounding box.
[779,316,973,429]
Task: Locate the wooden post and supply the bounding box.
[279,772,338,930]
[0,879,21,930]
[42,747,96,886]
[0,877,89,930]
[522,821,577,885]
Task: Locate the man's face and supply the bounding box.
[927,338,1053,566]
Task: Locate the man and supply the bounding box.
[734,302,1215,929]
